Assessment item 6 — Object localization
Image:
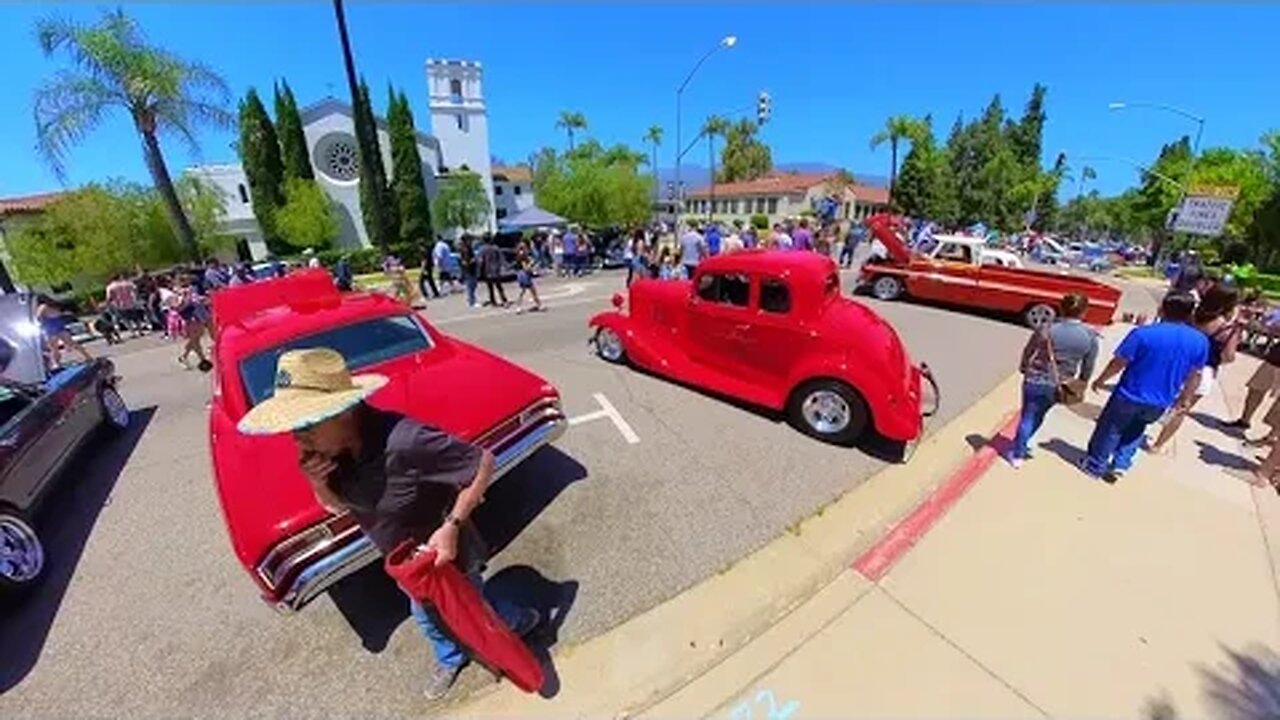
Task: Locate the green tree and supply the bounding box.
[274,79,313,181]
[353,78,399,248]
[895,118,959,225]
[432,171,491,233]
[177,175,234,255]
[387,88,433,246]
[533,141,653,227]
[718,119,773,183]
[275,178,340,250]
[556,111,588,151]
[870,115,927,208]
[238,88,286,253]
[6,181,214,287]
[31,8,233,261]
[1008,83,1048,169]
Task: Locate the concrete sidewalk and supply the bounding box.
[644,326,1280,719]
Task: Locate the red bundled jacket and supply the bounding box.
[384,541,544,694]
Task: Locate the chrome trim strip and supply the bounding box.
[272,408,566,612]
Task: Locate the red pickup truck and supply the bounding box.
[857,214,1121,328]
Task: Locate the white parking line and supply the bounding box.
[593,392,640,444]
[566,392,641,444]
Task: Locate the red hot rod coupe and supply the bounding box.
[207,270,565,611]
[588,251,936,447]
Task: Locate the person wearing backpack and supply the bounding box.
[1005,292,1099,468]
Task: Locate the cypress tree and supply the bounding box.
[274,79,314,181]
[353,76,399,248]
[387,88,434,246]
[238,88,287,252]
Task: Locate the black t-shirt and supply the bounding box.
[329,407,485,560]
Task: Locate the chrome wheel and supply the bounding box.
[0,513,44,585]
[595,328,624,363]
[1025,303,1056,329]
[102,387,129,429]
[871,276,903,301]
[801,390,851,434]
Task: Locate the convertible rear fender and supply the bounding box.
[786,352,922,442]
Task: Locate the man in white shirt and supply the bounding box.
[722,221,745,254]
[679,223,706,279]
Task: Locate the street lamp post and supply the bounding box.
[1108,100,1205,222]
[675,35,736,227]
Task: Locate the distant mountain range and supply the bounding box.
[654,163,888,190]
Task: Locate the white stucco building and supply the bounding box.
[188,58,498,260]
[491,165,535,223]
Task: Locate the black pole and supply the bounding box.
[332,0,388,249]
[333,0,361,105]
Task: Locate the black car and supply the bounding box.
[0,294,129,591]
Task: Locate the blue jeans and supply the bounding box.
[463,274,478,307]
[1011,381,1057,459]
[1083,392,1165,475]
[407,571,523,670]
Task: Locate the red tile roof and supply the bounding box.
[492,165,533,183]
[686,173,889,206]
[0,191,67,216]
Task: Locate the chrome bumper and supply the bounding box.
[268,400,567,613]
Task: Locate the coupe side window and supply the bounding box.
[760,279,791,314]
[696,273,750,308]
[936,243,972,263]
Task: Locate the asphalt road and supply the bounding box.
[0,268,1162,718]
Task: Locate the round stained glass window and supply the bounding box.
[314,133,360,182]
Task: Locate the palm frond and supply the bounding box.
[32,70,122,180]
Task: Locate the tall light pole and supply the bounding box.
[675,34,736,226]
[1108,100,1205,243]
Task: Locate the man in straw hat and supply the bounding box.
[238,347,540,700]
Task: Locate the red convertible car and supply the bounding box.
[208,270,565,611]
[589,251,935,447]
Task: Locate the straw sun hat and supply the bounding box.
[237,348,388,435]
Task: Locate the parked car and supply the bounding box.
[0,294,130,591]
[207,270,566,611]
[588,251,936,448]
[858,214,1121,329]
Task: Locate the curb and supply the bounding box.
[447,370,1024,719]
[854,412,1019,581]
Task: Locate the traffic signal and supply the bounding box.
[756,91,771,126]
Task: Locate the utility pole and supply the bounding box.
[332,0,388,248]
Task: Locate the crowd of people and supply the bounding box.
[1005,267,1280,488]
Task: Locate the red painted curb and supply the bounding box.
[853,411,1019,582]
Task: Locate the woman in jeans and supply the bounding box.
[1006,292,1100,468]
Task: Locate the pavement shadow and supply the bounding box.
[483,565,579,698]
[1039,437,1088,467]
[0,406,155,693]
[1193,440,1256,473]
[1189,411,1247,438]
[328,445,586,653]
[964,432,1013,456]
[1144,644,1280,720]
[1066,401,1104,422]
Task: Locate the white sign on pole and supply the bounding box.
[1172,194,1235,237]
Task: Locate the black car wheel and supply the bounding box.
[787,379,868,446]
[0,507,45,591]
[100,386,130,435]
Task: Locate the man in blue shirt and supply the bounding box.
[705,223,722,256]
[1082,293,1207,481]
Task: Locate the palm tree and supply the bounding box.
[644,125,663,200]
[1078,165,1097,198]
[869,115,925,208]
[32,9,233,261]
[703,115,731,218]
[555,111,588,152]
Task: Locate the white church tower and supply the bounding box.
[426,59,496,233]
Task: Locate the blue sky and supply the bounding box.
[1,3,1276,199]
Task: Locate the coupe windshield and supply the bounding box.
[240,314,431,405]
